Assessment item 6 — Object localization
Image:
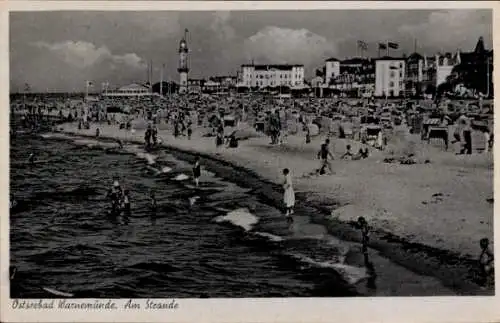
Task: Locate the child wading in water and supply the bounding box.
[149,190,157,214]
[282,168,295,223]
[193,156,201,187]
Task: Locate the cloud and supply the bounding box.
[210,11,235,41]
[398,10,492,51]
[243,27,336,69]
[32,41,145,70]
[11,40,148,92]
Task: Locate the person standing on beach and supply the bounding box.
[317,138,334,175]
[193,157,201,187]
[282,168,295,223]
[216,123,224,153]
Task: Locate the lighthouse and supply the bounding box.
[178,29,189,94]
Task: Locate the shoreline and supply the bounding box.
[50,123,492,295]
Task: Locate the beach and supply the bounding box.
[56,120,493,294]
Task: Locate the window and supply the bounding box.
[389,81,394,87]
[390,71,395,78]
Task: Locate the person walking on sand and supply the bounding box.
[282,168,295,223]
[317,138,334,175]
[193,156,201,187]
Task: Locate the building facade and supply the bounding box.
[324,58,340,85]
[239,64,305,88]
[102,83,155,97]
[374,57,406,97]
[187,79,204,94]
[404,51,461,97]
[330,58,375,97]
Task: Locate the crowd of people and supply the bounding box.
[10,92,494,286]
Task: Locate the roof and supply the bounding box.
[325,57,340,62]
[341,57,372,65]
[241,64,304,70]
[117,83,149,91]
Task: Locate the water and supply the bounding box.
[10,133,364,298]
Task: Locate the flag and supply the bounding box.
[378,43,387,50]
[185,28,189,34]
[357,40,368,50]
[388,42,399,49]
[24,83,31,92]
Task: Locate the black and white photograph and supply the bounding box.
[2,1,498,322]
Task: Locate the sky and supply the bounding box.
[10,9,492,92]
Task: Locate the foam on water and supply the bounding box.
[136,152,157,165]
[174,173,190,181]
[40,133,73,140]
[253,232,284,242]
[214,208,259,231]
[162,166,172,173]
[42,287,74,297]
[189,196,200,206]
[290,254,368,285]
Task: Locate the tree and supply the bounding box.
[446,52,493,97]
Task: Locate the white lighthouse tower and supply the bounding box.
[178,29,189,94]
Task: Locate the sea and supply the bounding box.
[10,130,369,298]
[9,120,455,298]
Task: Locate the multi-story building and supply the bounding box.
[239,64,305,88]
[374,57,406,97]
[208,75,237,92]
[324,58,341,85]
[405,51,461,97]
[330,58,375,97]
[187,79,205,94]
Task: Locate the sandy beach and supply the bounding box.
[54,119,493,294]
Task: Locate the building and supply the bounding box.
[203,80,221,93]
[101,83,155,97]
[405,53,425,97]
[450,36,493,97]
[374,57,406,97]
[178,32,189,94]
[239,64,305,89]
[405,51,461,97]
[188,79,204,94]
[208,75,237,93]
[329,58,375,97]
[324,58,341,85]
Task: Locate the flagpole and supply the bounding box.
[386,41,389,57]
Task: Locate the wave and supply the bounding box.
[40,133,74,140]
[174,173,190,181]
[288,253,368,285]
[30,185,102,202]
[42,287,74,297]
[125,261,181,273]
[253,232,285,242]
[213,208,259,231]
[136,152,157,165]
